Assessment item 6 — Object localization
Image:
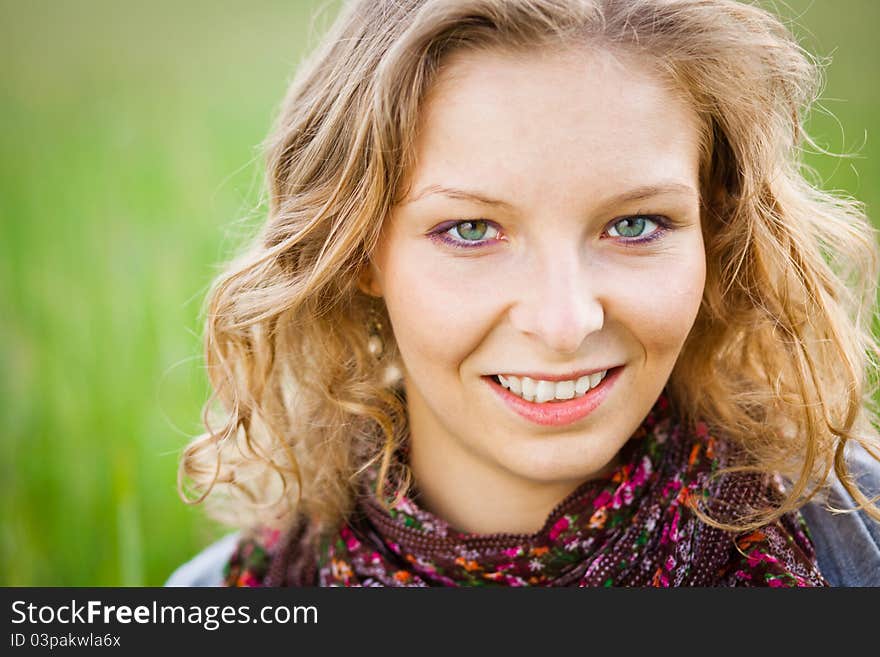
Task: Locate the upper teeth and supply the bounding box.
[497,371,607,403]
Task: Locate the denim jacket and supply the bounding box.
[799,443,880,586]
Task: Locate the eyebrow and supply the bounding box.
[403,182,699,208]
[404,185,516,209]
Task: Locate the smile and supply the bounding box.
[484,366,623,426]
[494,371,607,403]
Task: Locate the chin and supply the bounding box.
[499,443,620,485]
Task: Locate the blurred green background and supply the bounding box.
[1,0,877,586]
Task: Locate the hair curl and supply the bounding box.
[179,0,880,533]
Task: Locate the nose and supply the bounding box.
[508,247,605,355]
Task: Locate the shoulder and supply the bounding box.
[166,524,319,587]
[165,532,241,587]
[799,443,880,586]
[224,527,288,587]
[718,509,827,587]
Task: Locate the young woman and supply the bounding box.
[170,0,880,587]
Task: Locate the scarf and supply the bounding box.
[224,393,827,587]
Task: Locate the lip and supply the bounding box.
[484,366,623,427]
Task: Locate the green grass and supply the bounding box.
[1,0,877,585]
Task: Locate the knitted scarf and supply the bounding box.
[224,393,827,587]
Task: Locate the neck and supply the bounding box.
[407,433,620,537]
[413,457,579,535]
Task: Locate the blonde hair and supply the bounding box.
[179,0,880,532]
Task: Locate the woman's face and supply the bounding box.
[364,47,705,527]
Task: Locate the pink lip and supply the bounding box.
[485,366,622,427]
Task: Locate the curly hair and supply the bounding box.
[178,0,880,532]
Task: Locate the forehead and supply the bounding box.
[409,47,702,203]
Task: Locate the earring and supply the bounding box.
[367,303,384,358]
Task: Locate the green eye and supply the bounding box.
[608,216,660,239]
[454,220,490,241]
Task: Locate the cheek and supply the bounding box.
[614,243,706,357]
[378,246,502,373]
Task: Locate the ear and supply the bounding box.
[356,261,383,297]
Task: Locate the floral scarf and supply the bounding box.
[224,393,827,587]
